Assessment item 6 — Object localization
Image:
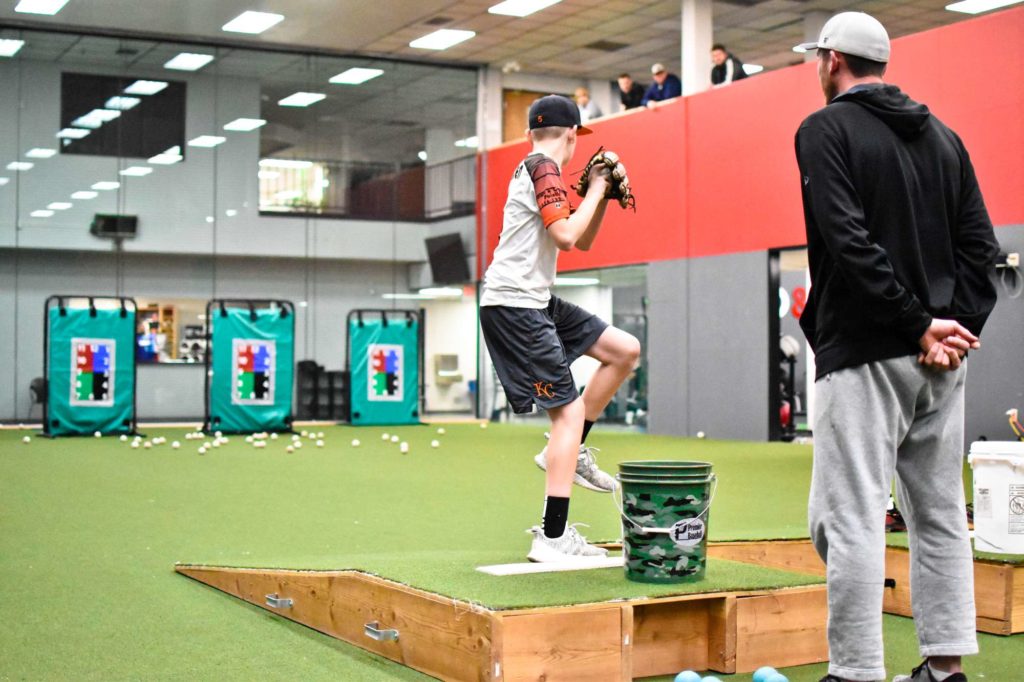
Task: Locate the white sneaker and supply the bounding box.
[534,441,618,493]
[526,524,609,562]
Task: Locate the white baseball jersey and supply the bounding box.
[480,152,571,308]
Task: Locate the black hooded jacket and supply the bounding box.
[795,84,999,379]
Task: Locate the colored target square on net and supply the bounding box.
[70,338,116,407]
[367,344,403,402]
[231,338,276,405]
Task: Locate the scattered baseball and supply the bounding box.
[245,436,253,443]
[381,433,390,441]
[131,441,140,449]
[286,445,294,454]
[22,435,31,444]
[431,439,440,448]
[254,441,266,449]
[294,440,303,449]
[203,442,212,449]
[198,447,207,455]
[316,439,324,448]
[171,441,180,449]
[400,441,409,454]
[144,441,152,449]
[390,435,399,443]
[94,431,102,438]
[215,431,223,438]
[212,441,221,448]
[292,434,301,442]
[317,432,324,439]
[436,427,445,435]
[120,434,128,442]
[301,430,308,437]
[351,439,360,447]
[270,432,278,440]
[480,422,488,429]
[697,431,706,439]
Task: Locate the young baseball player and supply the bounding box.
[479,95,641,562]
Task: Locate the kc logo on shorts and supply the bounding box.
[533,381,555,399]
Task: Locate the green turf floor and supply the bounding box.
[2,424,1021,681]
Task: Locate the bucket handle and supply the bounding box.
[614,473,718,534]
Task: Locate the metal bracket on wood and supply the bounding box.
[364,621,399,642]
[265,593,293,609]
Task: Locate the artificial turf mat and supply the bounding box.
[3,423,1021,681]
[886,532,1024,565]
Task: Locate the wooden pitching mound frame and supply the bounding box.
[708,540,1024,635]
[175,563,828,681]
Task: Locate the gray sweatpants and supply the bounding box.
[810,356,978,681]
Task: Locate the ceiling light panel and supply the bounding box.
[92,181,120,190]
[0,178,9,186]
[0,39,26,57]
[223,118,266,131]
[164,53,215,71]
[278,92,325,107]
[47,202,72,210]
[26,148,57,158]
[124,80,168,95]
[30,209,54,218]
[488,0,562,18]
[946,0,1023,13]
[105,96,141,110]
[57,128,90,139]
[14,0,68,15]
[259,159,313,169]
[6,162,34,171]
[188,136,226,148]
[71,191,98,199]
[222,11,285,34]
[329,68,384,85]
[119,167,152,177]
[409,29,476,50]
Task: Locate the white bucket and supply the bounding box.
[968,441,1024,554]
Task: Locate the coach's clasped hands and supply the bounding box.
[917,318,979,372]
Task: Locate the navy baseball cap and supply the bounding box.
[528,94,593,135]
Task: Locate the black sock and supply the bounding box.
[542,496,570,538]
[581,420,595,445]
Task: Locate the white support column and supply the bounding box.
[681,0,713,96]
[802,11,831,62]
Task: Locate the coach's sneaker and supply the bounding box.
[893,660,968,682]
[526,524,609,563]
[534,443,618,493]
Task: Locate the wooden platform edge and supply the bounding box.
[175,563,829,680]
[707,540,1024,636]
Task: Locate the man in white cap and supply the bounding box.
[794,11,999,682]
[641,62,681,107]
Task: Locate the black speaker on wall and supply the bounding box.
[90,214,138,240]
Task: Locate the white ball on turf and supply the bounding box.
[203,442,212,449]
[437,427,446,435]
[22,435,31,444]
[270,432,278,440]
[390,435,399,443]
[400,441,409,454]
[120,434,128,442]
[381,433,390,441]
[351,439,360,447]
[171,441,180,449]
[697,431,706,439]
[144,441,152,449]
[294,440,303,449]
[316,440,324,447]
[286,445,294,454]
[480,422,488,429]
[301,430,308,437]
[245,436,253,443]
[317,432,324,439]
[198,447,206,455]
[215,431,223,438]
[292,434,301,441]
[94,431,102,438]
[431,439,440,448]
[131,441,139,449]
[212,441,221,448]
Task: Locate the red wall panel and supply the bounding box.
[478,6,1024,273]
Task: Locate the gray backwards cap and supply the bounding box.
[795,11,890,63]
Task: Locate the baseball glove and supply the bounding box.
[574,147,636,211]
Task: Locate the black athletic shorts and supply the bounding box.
[480,296,608,414]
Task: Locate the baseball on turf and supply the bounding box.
[131,441,139,449]
[437,427,445,435]
[400,442,409,454]
[316,439,324,447]
[270,432,278,440]
[171,441,180,449]
[390,435,399,443]
[286,445,294,453]
[480,422,488,429]
[351,439,360,447]
[431,439,440,448]
[94,431,102,438]
[22,435,31,444]
[144,442,152,449]
[198,447,206,455]
[120,434,128,442]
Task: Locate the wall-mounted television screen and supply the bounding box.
[425,233,471,284]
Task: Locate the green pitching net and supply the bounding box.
[347,310,421,426]
[205,300,295,434]
[44,296,137,437]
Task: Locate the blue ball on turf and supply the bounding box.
[673,672,701,682]
[764,675,788,682]
[753,667,778,682]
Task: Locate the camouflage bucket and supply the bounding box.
[618,460,712,477]
[617,463,716,584]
